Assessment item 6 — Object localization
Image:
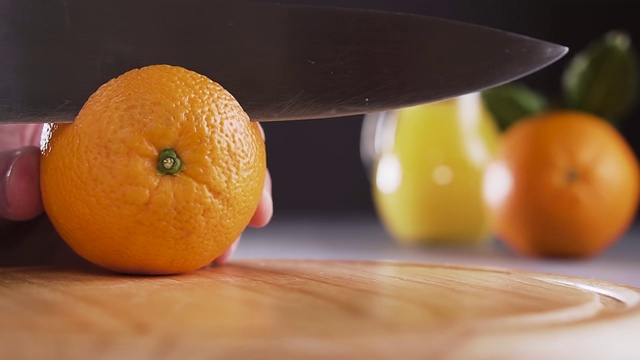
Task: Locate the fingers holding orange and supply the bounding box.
[0,124,45,222]
[212,169,273,266]
[0,124,43,152]
[249,170,273,228]
[0,147,43,221]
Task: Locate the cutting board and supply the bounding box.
[1,260,639,359]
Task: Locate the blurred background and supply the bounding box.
[254,1,640,221]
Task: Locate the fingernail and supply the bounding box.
[0,150,20,212]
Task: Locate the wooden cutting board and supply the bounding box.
[1,260,639,360]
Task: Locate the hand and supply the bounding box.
[0,124,272,268]
[0,124,43,222]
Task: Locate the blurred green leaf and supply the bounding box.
[481,82,549,131]
[562,30,639,126]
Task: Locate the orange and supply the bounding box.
[40,65,266,274]
[482,110,640,258]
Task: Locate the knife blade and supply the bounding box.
[0,0,567,123]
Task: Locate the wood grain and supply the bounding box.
[1,260,639,359]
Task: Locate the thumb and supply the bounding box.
[0,146,43,221]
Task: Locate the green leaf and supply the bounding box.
[562,30,639,125]
[481,82,549,131]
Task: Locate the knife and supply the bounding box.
[0,0,567,124]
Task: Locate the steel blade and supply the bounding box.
[0,0,567,123]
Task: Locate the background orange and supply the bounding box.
[482,110,639,257]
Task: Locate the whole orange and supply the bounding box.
[40,65,266,274]
[482,110,640,258]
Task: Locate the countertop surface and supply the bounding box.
[235,214,640,288]
[2,215,640,359]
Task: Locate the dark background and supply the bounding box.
[255,1,640,218]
